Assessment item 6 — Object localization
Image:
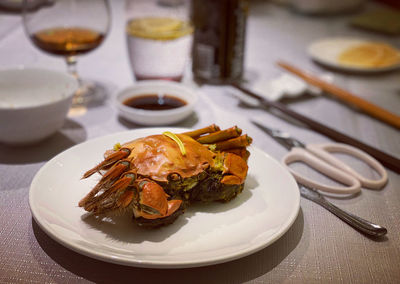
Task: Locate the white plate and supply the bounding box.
[308,37,400,73]
[29,128,300,268]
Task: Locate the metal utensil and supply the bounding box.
[299,184,387,237]
[230,84,400,174]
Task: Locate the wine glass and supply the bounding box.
[22,0,111,107]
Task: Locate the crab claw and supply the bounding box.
[134,180,182,220]
[220,152,248,185]
[166,199,183,216]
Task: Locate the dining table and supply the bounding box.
[1,0,400,283]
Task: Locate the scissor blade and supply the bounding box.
[251,120,275,136]
[251,120,305,150]
[251,120,287,138]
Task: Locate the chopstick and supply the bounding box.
[231,83,400,174]
[277,61,400,129]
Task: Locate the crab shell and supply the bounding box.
[114,134,215,182]
[79,126,250,227]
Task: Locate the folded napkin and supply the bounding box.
[247,72,334,101]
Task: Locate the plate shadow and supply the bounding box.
[31,208,304,284]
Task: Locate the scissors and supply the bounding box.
[252,121,388,194]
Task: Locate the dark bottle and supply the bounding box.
[191,0,249,84]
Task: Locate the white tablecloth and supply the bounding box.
[0,0,399,283]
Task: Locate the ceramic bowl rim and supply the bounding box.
[115,80,198,118]
[0,67,78,111]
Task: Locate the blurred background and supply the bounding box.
[1,0,399,89]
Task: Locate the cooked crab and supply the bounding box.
[79,125,252,228]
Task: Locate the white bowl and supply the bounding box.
[0,68,78,145]
[116,80,198,126]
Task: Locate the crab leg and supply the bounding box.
[182,124,220,138]
[133,179,183,220]
[78,160,130,207]
[196,126,242,144]
[214,135,252,151]
[82,148,131,179]
[137,180,168,216]
[223,147,250,161]
[166,200,182,216]
[117,190,135,208]
[83,171,136,211]
[88,204,120,215]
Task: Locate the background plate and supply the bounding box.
[29,128,300,268]
[308,37,400,73]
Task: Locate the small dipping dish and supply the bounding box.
[116,80,198,125]
[0,67,78,145]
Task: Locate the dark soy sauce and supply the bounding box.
[123,94,187,110]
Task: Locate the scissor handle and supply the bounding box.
[306,143,388,190]
[282,148,361,194]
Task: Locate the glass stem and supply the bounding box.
[66,56,80,82]
[66,56,84,105]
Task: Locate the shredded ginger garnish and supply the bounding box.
[113,142,122,151]
[208,144,216,151]
[163,131,186,156]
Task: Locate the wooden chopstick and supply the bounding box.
[231,83,400,174]
[277,61,400,129]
